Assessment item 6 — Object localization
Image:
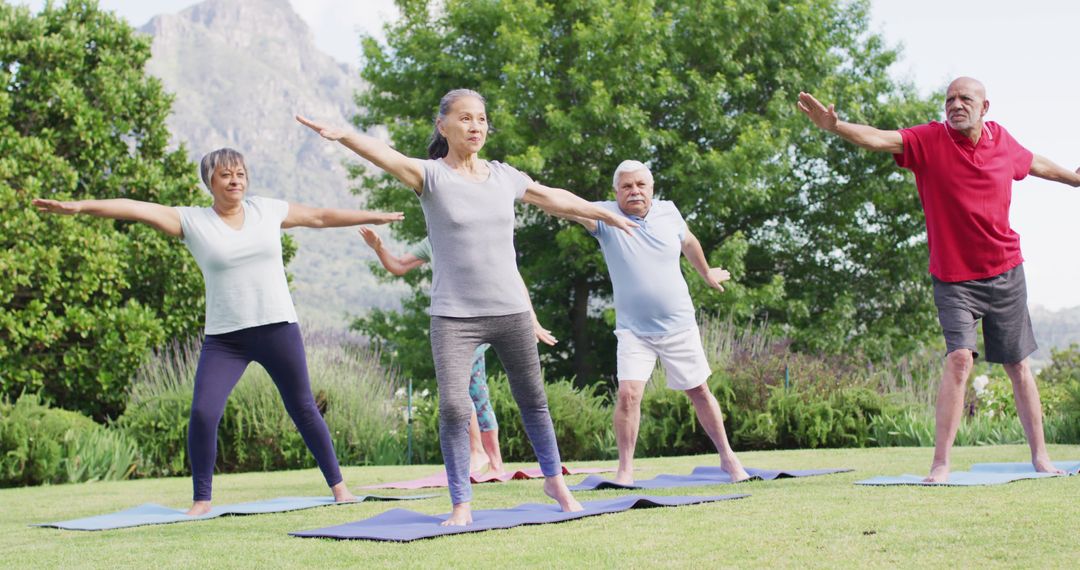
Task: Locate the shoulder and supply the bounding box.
[488,160,531,180]
[654,200,681,215]
[248,195,289,218]
[901,121,944,137]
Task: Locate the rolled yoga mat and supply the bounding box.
[569,466,852,491]
[35,494,438,531]
[290,494,748,542]
[856,460,1080,486]
[361,465,615,490]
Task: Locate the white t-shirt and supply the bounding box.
[176,196,298,335]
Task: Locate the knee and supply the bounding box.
[439,397,474,424]
[188,405,221,433]
[945,349,974,381]
[617,385,644,411]
[683,383,711,403]
[1002,359,1031,385]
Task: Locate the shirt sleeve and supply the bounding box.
[252,196,290,224]
[420,159,438,197]
[588,201,606,238]
[670,202,688,242]
[499,162,533,201]
[408,237,432,262]
[175,206,196,244]
[893,123,933,171]
[997,124,1034,181]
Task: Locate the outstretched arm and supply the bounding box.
[282,203,403,229]
[296,115,426,193]
[357,226,426,276]
[1029,154,1080,187]
[681,229,729,291]
[522,182,635,234]
[797,92,904,154]
[32,198,182,238]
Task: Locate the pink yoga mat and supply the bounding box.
[360,465,615,490]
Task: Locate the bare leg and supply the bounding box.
[613,380,646,485]
[1003,358,1064,474]
[685,383,749,481]
[185,501,212,516]
[543,474,584,512]
[925,349,974,482]
[480,428,504,474]
[443,502,473,526]
[468,410,489,473]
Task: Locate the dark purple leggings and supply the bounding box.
[188,322,343,501]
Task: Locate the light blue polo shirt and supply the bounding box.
[590,200,697,336]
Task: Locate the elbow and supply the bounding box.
[387,266,408,277]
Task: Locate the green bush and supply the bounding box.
[0,394,139,487]
[117,331,406,476]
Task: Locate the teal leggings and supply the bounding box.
[469,344,498,431]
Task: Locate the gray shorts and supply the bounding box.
[931,263,1037,364]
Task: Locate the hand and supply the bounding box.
[371,211,405,225]
[797,92,838,132]
[357,226,383,250]
[295,115,350,141]
[533,317,558,346]
[704,267,730,291]
[605,214,639,235]
[32,198,80,215]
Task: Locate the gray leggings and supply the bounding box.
[430,311,561,505]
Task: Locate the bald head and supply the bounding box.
[945,77,989,135]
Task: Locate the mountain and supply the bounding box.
[1030,305,1080,367]
[138,0,405,329]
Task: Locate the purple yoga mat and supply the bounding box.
[290,494,748,541]
[569,466,852,491]
[360,465,615,490]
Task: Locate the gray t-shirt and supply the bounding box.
[419,159,531,317]
[176,196,298,334]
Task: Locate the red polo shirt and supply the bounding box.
[893,121,1033,282]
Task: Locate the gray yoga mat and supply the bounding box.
[290,494,749,542]
[569,466,852,491]
[35,494,438,531]
[856,460,1080,486]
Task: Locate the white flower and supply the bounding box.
[420,389,430,398]
[972,375,990,395]
[395,387,406,398]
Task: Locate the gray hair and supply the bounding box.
[612,159,652,189]
[427,88,487,159]
[199,148,247,190]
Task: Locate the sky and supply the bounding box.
[19,0,1080,309]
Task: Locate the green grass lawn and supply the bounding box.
[4,445,1078,568]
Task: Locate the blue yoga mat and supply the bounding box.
[36,494,438,531]
[856,460,1080,486]
[290,494,748,542]
[568,466,852,491]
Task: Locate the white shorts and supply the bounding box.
[614,326,711,391]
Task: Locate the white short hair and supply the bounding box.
[612,160,652,189]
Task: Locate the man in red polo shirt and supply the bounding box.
[798,77,1080,482]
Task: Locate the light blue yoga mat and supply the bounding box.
[856,460,1080,486]
[35,494,438,531]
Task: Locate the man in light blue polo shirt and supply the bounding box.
[578,160,748,485]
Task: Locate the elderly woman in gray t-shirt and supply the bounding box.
[299,89,636,526]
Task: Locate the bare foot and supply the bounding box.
[487,458,505,476]
[442,503,472,526]
[331,481,356,503]
[185,501,212,516]
[543,475,584,512]
[612,468,634,486]
[1033,457,1065,475]
[726,464,751,483]
[469,452,490,475]
[923,462,950,483]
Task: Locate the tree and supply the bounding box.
[0,1,209,419]
[353,0,942,385]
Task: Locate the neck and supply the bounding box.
[953,121,984,145]
[443,148,481,171]
[212,200,243,217]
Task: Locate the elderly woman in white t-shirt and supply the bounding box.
[298,88,636,526]
[33,147,402,516]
